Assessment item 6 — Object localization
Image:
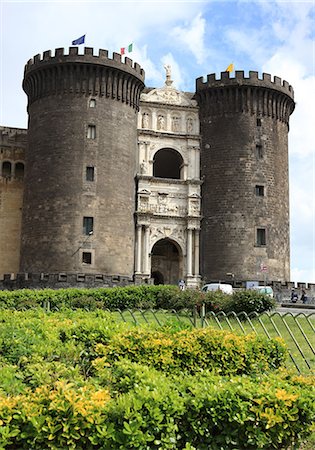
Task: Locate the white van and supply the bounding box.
[201,283,234,295]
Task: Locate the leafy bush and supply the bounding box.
[0,310,313,449]
[94,327,287,375]
[0,366,314,449]
[228,289,276,314]
[0,285,276,315]
[201,289,276,315]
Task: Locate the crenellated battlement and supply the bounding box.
[195,70,295,123]
[24,47,145,81]
[23,47,145,110]
[196,70,294,99]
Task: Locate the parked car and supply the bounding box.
[251,286,274,298]
[201,283,234,295]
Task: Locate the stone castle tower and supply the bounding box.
[196,71,295,282]
[0,47,295,286]
[21,47,144,275]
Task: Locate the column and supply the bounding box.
[144,141,150,163]
[152,110,157,131]
[135,224,142,273]
[144,225,150,275]
[195,146,200,179]
[194,229,200,276]
[188,146,195,180]
[187,228,193,276]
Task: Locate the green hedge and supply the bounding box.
[0,366,314,449]
[0,310,314,449]
[93,327,286,375]
[0,285,275,315]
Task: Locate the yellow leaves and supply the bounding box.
[275,389,298,404]
[261,407,284,429]
[90,390,110,405]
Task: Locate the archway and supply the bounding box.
[151,238,182,285]
[151,270,164,285]
[153,148,183,179]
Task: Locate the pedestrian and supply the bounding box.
[300,289,307,304]
[291,288,298,303]
[178,279,186,291]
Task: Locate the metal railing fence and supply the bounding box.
[19,302,315,375]
[104,306,315,374]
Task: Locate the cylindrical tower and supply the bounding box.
[196,71,295,282]
[21,47,145,275]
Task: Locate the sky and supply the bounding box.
[0,0,314,283]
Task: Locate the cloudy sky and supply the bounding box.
[0,0,314,283]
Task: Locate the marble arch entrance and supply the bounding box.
[151,238,182,285]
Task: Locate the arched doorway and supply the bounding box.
[151,239,182,285]
[151,271,164,285]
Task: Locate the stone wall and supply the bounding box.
[196,71,295,282]
[20,47,145,276]
[0,127,26,275]
[0,272,135,290]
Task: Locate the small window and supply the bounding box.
[15,162,25,179]
[87,125,96,139]
[255,185,264,196]
[2,161,12,177]
[89,99,96,108]
[257,118,262,127]
[86,166,95,181]
[82,252,92,264]
[83,216,94,235]
[256,228,266,246]
[256,144,263,159]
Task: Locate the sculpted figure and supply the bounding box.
[164,64,172,86]
[142,112,149,128]
[187,118,193,133]
[157,115,165,130]
[172,116,180,132]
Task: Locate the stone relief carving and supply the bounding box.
[150,225,185,247]
[141,88,196,106]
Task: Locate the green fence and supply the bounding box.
[107,307,315,375]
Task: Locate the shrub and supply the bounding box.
[0,310,313,449]
[1,366,313,449]
[0,286,276,316]
[0,381,110,449]
[94,327,287,375]
[228,289,276,314]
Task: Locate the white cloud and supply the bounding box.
[171,13,208,65]
[224,28,270,66]
[291,267,315,284]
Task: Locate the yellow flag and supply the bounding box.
[226,63,234,72]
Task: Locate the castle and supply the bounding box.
[0,47,296,288]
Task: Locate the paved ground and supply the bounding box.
[275,306,315,315]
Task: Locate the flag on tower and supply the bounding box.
[120,43,133,55]
[72,35,85,46]
[226,63,234,72]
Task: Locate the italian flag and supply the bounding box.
[120,43,133,55]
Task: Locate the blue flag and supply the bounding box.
[72,35,85,45]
